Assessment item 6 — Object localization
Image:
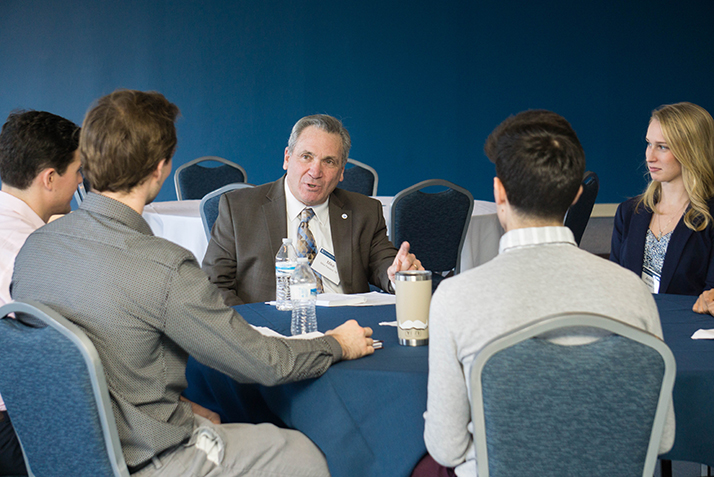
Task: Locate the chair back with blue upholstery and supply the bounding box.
[564,171,599,245]
[73,176,91,206]
[340,158,378,196]
[390,179,473,290]
[0,300,130,477]
[174,156,248,200]
[200,182,255,240]
[470,312,675,477]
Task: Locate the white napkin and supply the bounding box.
[691,329,714,340]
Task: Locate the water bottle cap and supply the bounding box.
[282,238,292,244]
[297,257,309,263]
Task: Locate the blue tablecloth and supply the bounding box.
[185,303,428,477]
[185,295,714,476]
[656,294,714,467]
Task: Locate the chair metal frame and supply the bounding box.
[0,300,130,477]
[470,312,675,477]
[341,158,379,196]
[174,156,248,200]
[199,182,255,240]
[390,179,474,275]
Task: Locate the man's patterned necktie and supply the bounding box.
[296,208,324,293]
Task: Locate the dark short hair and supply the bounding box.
[287,114,351,166]
[484,110,585,221]
[80,89,179,193]
[0,110,79,190]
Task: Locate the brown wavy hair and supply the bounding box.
[80,89,179,193]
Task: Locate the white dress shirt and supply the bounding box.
[284,182,344,294]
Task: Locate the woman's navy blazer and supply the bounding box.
[610,197,714,296]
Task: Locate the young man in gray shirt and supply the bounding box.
[11,89,375,476]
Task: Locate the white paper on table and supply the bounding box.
[350,291,397,306]
[316,293,367,307]
[266,291,396,307]
[252,325,323,340]
[316,291,396,307]
[691,329,714,340]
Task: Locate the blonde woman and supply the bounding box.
[610,102,714,296]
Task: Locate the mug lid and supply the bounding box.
[395,270,432,281]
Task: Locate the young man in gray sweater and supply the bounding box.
[416,110,673,477]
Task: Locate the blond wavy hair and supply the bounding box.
[638,102,714,231]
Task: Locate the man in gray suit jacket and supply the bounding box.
[203,114,421,306]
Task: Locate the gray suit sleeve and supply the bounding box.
[202,194,244,306]
[367,198,398,292]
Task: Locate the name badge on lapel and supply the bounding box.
[312,248,340,285]
[642,267,660,294]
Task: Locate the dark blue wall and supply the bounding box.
[2,0,713,203]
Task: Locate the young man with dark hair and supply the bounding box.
[0,110,81,476]
[0,110,82,304]
[11,90,375,476]
[416,110,673,477]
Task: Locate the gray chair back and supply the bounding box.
[390,179,473,290]
[340,158,378,196]
[564,171,599,245]
[0,300,129,477]
[174,156,248,200]
[200,182,255,240]
[470,312,675,477]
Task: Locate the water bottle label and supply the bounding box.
[291,283,316,300]
[276,263,296,276]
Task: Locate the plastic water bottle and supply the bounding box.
[275,238,297,311]
[290,257,318,335]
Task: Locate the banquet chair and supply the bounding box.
[174,156,248,200]
[390,179,473,291]
[340,158,378,196]
[564,171,599,245]
[200,182,255,240]
[0,300,129,477]
[470,312,675,477]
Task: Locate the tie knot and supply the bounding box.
[300,208,315,222]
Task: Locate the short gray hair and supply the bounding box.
[287,114,351,166]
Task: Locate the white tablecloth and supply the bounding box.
[143,200,207,262]
[143,198,503,271]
